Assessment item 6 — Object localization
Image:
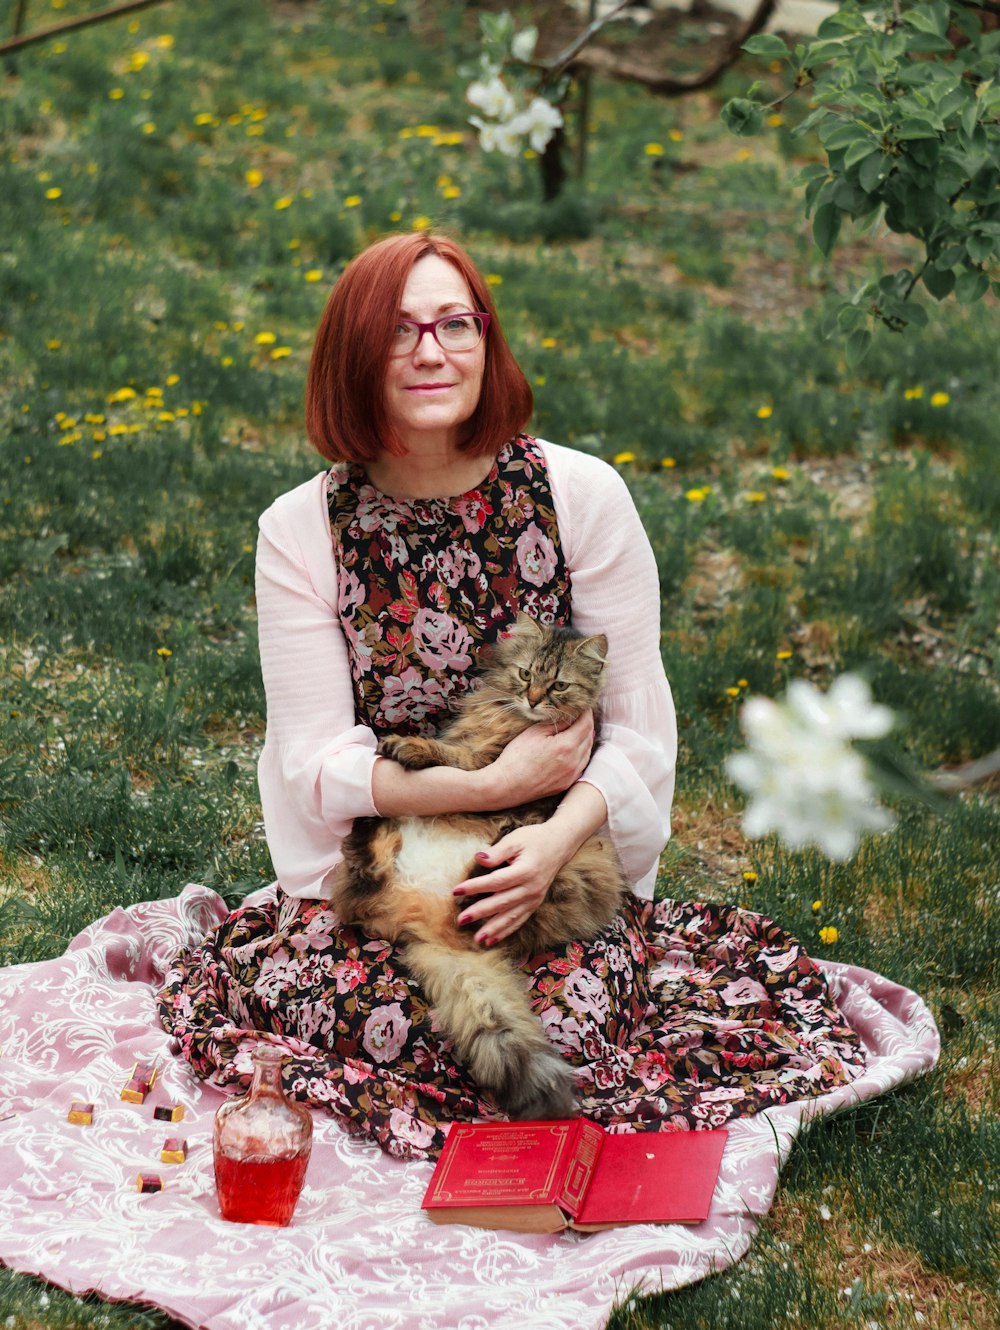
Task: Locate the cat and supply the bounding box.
[330,613,627,1122]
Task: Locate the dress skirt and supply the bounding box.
[158,888,866,1160]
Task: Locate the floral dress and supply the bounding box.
[158,436,865,1161]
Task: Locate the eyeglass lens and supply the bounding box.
[392,314,487,355]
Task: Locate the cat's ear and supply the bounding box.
[574,634,608,669]
[514,611,542,637]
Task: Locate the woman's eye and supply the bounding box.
[442,316,470,331]
[393,323,411,337]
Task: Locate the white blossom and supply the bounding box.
[469,115,523,158]
[512,96,564,152]
[466,75,516,122]
[726,674,895,862]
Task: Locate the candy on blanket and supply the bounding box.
[135,1173,163,1194]
[120,1059,159,1104]
[67,1102,94,1125]
[153,1103,185,1123]
[160,1138,187,1164]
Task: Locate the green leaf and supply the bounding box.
[905,32,954,55]
[821,121,872,150]
[922,265,955,300]
[960,100,979,139]
[844,138,877,169]
[858,152,891,194]
[836,302,867,332]
[846,328,872,367]
[895,117,941,141]
[955,268,990,302]
[966,233,996,263]
[721,98,764,137]
[813,201,841,257]
[742,34,789,58]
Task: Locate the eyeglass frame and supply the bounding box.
[388,311,491,357]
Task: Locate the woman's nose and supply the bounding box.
[412,329,446,364]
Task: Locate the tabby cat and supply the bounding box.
[330,614,627,1121]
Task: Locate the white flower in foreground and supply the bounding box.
[466,75,516,122]
[726,674,895,861]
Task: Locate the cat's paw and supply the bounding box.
[377,735,437,770]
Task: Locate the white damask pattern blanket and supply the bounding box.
[0,885,938,1330]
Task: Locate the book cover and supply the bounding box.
[421,1119,727,1233]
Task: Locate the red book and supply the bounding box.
[422,1119,727,1233]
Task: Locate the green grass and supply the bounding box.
[1,1,998,1327]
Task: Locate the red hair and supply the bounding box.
[306,232,533,462]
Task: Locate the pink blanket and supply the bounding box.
[0,885,939,1330]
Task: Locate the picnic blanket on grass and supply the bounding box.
[0,884,939,1330]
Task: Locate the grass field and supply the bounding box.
[0,1,997,1326]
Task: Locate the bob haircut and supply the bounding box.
[305,232,533,462]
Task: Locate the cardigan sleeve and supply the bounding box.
[542,441,677,899]
[255,473,379,899]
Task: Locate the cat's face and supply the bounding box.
[483,615,608,726]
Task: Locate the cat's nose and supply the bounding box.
[527,686,546,708]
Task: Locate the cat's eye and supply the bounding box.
[517,668,531,682]
[552,681,569,693]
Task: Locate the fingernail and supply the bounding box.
[474,852,490,863]
[452,887,464,897]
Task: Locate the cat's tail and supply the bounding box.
[402,937,577,1122]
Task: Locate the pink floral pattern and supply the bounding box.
[326,434,571,736]
[158,893,866,1160]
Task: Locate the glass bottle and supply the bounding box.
[213,1043,313,1226]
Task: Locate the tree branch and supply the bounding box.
[0,0,173,57]
[542,0,636,86]
[559,0,779,97]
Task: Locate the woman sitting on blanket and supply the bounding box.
[158,232,866,1159]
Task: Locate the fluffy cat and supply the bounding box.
[330,613,627,1121]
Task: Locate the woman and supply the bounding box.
[159,232,865,1160]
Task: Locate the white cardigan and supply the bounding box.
[255,439,678,900]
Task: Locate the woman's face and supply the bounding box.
[382,254,486,453]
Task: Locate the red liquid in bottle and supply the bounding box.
[214,1149,310,1226]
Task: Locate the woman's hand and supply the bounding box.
[452,782,609,946]
[482,710,595,809]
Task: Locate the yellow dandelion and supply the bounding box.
[52,41,66,53]
[108,424,127,436]
[412,216,431,231]
[156,647,173,658]
[541,337,557,349]
[398,128,414,139]
[436,174,452,188]
[742,870,758,883]
[227,113,243,125]
[301,188,313,199]
[84,413,105,424]
[736,147,754,162]
[191,402,203,416]
[249,108,267,122]
[389,210,402,222]
[534,375,546,387]
[768,113,784,127]
[47,339,62,350]
[812,899,823,913]
[91,448,103,459]
[38,171,52,182]
[776,649,793,660]
[45,187,62,200]
[344,195,362,208]
[685,488,707,503]
[166,374,180,386]
[126,51,149,72]
[142,122,156,135]
[819,926,839,945]
[158,411,175,422]
[771,466,790,481]
[737,678,749,688]
[175,408,188,417]
[145,386,163,397]
[59,418,78,430]
[756,405,773,419]
[254,331,277,345]
[442,185,461,199]
[274,195,294,210]
[613,451,636,465]
[270,346,292,359]
[232,320,245,331]
[660,457,676,468]
[415,125,439,137]
[485,274,503,285]
[154,33,174,48]
[930,391,950,407]
[744,491,767,503]
[243,543,254,553]
[644,143,664,156]
[669,129,684,142]
[725,686,741,698]
[305,269,324,282]
[58,432,81,445]
[108,386,136,402]
[221,356,234,367]
[246,125,264,136]
[523,148,538,160]
[245,168,263,188]
[903,385,923,400]
[109,88,125,100]
[193,112,215,126]
[287,239,300,250]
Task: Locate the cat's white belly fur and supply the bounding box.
[394,818,493,895]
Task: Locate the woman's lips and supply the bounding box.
[405,383,454,393]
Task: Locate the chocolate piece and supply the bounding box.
[160,1137,188,1164]
[153,1103,185,1123]
[67,1102,94,1125]
[120,1077,149,1104]
[135,1172,163,1194]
